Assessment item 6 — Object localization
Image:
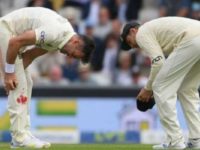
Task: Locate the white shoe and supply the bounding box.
[27,132,51,148]
[153,142,186,149]
[187,138,200,149]
[10,134,51,149]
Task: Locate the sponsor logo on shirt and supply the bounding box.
[152,56,163,64]
[39,31,45,46]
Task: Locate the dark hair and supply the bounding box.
[79,35,96,63]
[120,21,140,50]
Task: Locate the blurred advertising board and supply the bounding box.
[0,97,187,143]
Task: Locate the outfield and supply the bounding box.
[0,143,153,150]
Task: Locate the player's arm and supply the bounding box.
[5,30,36,92]
[136,30,165,102]
[136,31,165,91]
[22,47,47,69]
[6,30,36,65]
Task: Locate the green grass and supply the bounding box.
[0,143,153,150]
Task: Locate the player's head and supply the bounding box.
[62,35,95,63]
[120,21,140,51]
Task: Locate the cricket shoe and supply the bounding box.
[27,131,51,148]
[153,142,186,149]
[10,134,51,149]
[187,138,200,149]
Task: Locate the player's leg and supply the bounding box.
[24,69,51,148]
[152,36,200,149]
[0,24,29,143]
[9,59,50,149]
[177,59,200,148]
[7,57,29,142]
[0,23,49,148]
[24,69,32,132]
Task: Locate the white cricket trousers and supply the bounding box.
[0,21,33,142]
[152,35,200,145]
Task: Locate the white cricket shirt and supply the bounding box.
[0,7,76,51]
[136,17,200,90]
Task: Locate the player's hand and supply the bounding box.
[4,73,18,93]
[136,88,153,102]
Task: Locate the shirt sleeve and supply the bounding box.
[34,24,76,51]
[136,27,165,90]
[35,26,58,48]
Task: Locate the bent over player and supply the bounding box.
[120,17,200,149]
[0,7,95,148]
